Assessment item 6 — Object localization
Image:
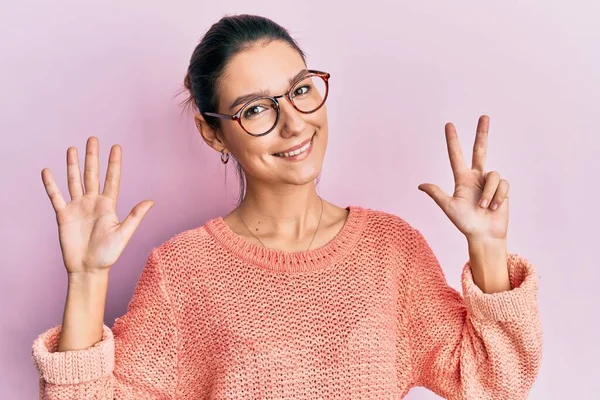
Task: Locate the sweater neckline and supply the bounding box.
[204,206,367,273]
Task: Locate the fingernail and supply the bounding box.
[480,199,488,208]
[491,203,498,210]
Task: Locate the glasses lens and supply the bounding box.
[240,98,278,135]
[291,75,328,113]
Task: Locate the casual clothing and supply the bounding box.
[32,206,542,399]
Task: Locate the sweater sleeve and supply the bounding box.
[406,228,542,400]
[32,248,179,400]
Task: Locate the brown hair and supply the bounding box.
[181,14,306,203]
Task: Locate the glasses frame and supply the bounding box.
[202,70,330,137]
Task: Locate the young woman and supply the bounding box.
[33,14,542,400]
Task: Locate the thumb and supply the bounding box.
[418,183,451,211]
[118,200,155,243]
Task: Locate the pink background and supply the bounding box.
[1,0,598,398]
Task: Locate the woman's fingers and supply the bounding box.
[83,137,100,195]
[490,179,510,210]
[66,147,84,200]
[479,171,501,208]
[102,144,122,204]
[41,168,66,212]
[45,137,128,212]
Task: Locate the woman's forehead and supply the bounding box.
[220,41,305,97]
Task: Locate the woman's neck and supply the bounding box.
[236,183,323,240]
[222,180,349,253]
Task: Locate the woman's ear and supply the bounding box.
[194,114,226,152]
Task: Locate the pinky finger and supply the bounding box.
[41,168,67,212]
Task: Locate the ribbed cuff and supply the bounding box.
[32,324,115,385]
[462,253,539,322]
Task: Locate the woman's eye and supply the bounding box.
[244,106,265,118]
[293,85,311,97]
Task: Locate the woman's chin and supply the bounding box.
[283,165,322,186]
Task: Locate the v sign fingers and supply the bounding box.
[419,115,510,241]
[445,122,468,181]
[472,115,490,172]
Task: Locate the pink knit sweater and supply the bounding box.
[32,206,542,399]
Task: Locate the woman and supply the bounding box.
[32,14,542,400]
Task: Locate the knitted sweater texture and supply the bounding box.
[32,206,542,399]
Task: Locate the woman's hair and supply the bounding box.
[182,14,306,203]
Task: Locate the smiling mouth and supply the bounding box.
[273,133,315,158]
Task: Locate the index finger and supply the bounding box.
[445,122,467,179]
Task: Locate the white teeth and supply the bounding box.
[276,140,312,158]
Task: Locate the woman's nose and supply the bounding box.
[277,98,306,138]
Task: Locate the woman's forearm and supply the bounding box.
[467,238,511,294]
[57,271,109,352]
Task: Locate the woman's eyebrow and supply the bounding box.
[228,69,309,111]
[229,90,270,111]
[288,69,309,86]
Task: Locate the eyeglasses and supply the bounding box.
[202,70,330,137]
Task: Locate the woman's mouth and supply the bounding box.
[273,134,315,160]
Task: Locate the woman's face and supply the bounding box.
[202,40,328,187]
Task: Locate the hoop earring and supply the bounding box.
[221,150,230,164]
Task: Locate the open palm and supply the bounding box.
[418,115,510,241]
[42,137,154,274]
